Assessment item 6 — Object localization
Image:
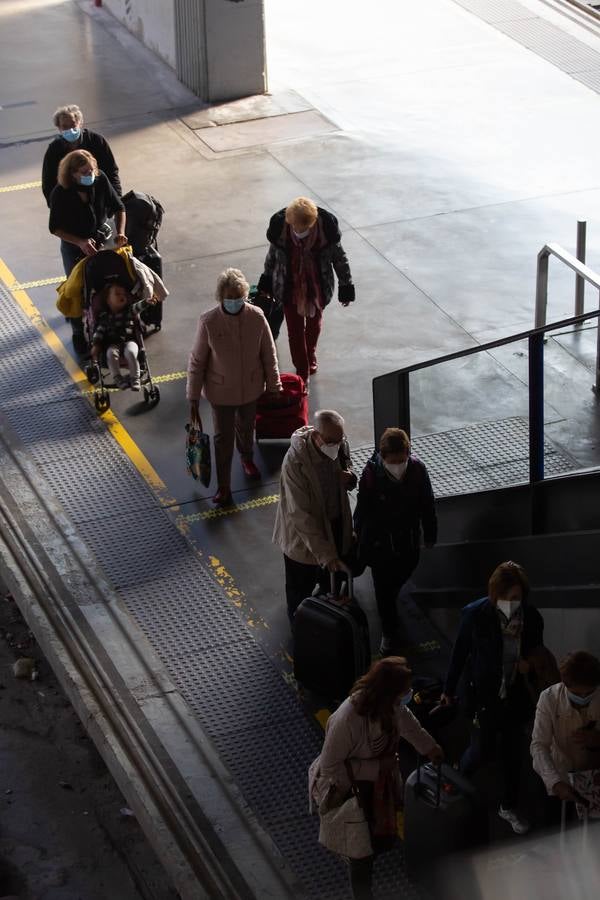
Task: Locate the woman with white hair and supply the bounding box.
[42,104,121,205]
[187,268,282,507]
[258,197,355,385]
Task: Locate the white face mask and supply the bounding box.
[293,227,311,239]
[319,441,340,460]
[383,460,408,480]
[497,599,521,619]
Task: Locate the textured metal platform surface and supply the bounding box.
[451,0,600,93]
[353,416,575,497]
[0,285,423,899]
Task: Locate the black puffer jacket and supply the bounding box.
[258,207,355,306]
[353,453,437,565]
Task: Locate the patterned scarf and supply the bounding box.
[289,219,325,317]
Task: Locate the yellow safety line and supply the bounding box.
[10,276,64,291]
[0,180,42,193]
[0,256,173,506]
[180,493,280,522]
[82,370,187,395]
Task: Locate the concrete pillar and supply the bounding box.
[102,0,267,102]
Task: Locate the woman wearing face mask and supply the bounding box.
[187,268,282,507]
[49,149,127,353]
[42,104,121,206]
[309,656,443,900]
[353,428,437,656]
[441,561,546,835]
[531,651,600,818]
[257,197,355,385]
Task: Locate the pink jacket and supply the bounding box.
[186,303,281,406]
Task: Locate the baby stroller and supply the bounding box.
[82,249,161,413]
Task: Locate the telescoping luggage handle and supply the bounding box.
[329,564,354,604]
[560,798,589,852]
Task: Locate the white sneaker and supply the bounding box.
[498,806,530,834]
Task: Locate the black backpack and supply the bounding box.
[122,190,164,257]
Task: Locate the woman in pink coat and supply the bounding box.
[187,268,282,507]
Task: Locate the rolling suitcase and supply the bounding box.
[293,573,370,702]
[403,761,487,878]
[255,373,308,440]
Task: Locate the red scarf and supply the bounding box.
[289,220,324,317]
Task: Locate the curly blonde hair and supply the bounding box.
[215,268,249,304]
[57,150,98,189]
[285,197,318,230]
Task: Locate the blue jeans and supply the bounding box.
[60,240,84,277]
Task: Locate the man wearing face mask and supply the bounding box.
[354,428,437,656]
[531,650,600,819]
[42,105,121,206]
[257,197,354,386]
[273,409,357,624]
[441,561,546,835]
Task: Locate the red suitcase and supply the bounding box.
[255,373,308,440]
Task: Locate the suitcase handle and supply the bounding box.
[329,566,354,602]
[416,758,442,808]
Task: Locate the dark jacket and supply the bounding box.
[353,453,437,565]
[444,596,544,713]
[42,129,121,205]
[49,171,124,240]
[258,207,355,306]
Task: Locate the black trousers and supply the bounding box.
[283,554,328,622]
[460,699,524,809]
[370,552,418,639]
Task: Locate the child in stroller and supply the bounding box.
[90,283,154,391]
[82,249,162,412]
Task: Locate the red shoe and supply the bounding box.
[241,459,261,479]
[213,488,233,507]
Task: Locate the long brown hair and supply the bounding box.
[488,561,529,603]
[351,656,412,721]
[57,149,98,188]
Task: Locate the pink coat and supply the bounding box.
[186,303,281,406]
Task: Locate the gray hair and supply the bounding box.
[215,268,249,303]
[314,409,345,432]
[53,104,83,127]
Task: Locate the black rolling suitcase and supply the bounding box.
[403,761,488,879]
[293,573,370,702]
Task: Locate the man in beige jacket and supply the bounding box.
[273,409,357,624]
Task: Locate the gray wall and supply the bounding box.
[102,0,266,102]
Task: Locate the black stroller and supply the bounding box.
[82,249,160,413]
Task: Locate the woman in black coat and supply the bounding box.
[49,149,127,353]
[354,427,437,656]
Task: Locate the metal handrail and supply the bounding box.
[373,308,600,383]
[372,307,600,487]
[534,242,600,328]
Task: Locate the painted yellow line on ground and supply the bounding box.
[180,493,280,523]
[0,256,173,506]
[82,370,187,395]
[10,276,64,291]
[0,180,42,193]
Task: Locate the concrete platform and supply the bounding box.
[1,0,600,897]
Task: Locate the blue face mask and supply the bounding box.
[396,689,413,708]
[567,689,596,707]
[223,298,245,315]
[61,127,81,143]
[78,173,95,187]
